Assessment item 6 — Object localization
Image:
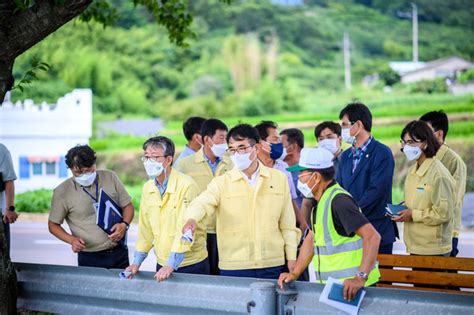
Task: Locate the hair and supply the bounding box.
[227,124,260,145]
[254,120,278,141]
[401,120,440,158]
[200,118,228,140]
[339,102,372,132]
[314,121,342,138]
[65,145,97,169]
[143,136,175,158]
[280,128,304,149]
[182,116,206,141]
[419,110,449,140]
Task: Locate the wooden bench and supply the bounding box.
[377,254,474,294]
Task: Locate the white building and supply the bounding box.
[400,56,473,84]
[0,89,92,193]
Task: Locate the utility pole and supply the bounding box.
[343,31,351,91]
[411,3,418,63]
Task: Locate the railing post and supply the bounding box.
[249,281,276,315]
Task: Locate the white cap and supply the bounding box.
[287,147,334,172]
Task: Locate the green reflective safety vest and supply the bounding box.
[312,183,380,286]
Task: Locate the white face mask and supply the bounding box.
[211,142,228,158]
[74,171,97,187]
[403,145,423,161]
[231,151,253,171]
[318,139,339,154]
[297,180,314,199]
[341,128,355,145]
[143,160,164,178]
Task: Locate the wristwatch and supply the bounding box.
[356,272,368,281]
[8,206,15,212]
[121,221,130,230]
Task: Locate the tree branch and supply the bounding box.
[1,0,93,60]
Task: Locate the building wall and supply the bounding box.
[0,89,92,193]
[402,58,474,83]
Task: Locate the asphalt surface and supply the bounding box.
[9,193,474,273]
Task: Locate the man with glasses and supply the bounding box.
[48,145,134,268]
[176,118,233,276]
[336,103,398,254]
[300,121,344,234]
[255,121,307,231]
[181,124,301,279]
[127,136,209,281]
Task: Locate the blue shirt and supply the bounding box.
[154,176,169,197]
[290,170,303,208]
[204,154,221,175]
[350,136,373,173]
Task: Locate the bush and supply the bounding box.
[458,68,474,83]
[16,189,53,213]
[409,79,447,94]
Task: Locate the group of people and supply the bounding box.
[2,102,466,301]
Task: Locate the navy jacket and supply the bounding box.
[336,138,398,246]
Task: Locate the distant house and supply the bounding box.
[400,56,473,84]
[389,61,426,76]
[0,89,92,193]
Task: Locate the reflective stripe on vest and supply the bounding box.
[313,185,380,285]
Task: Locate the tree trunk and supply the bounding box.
[0,222,17,315]
[0,1,93,311]
[0,0,93,102]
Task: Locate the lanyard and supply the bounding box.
[82,177,99,202]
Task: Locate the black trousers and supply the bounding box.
[78,244,129,269]
[207,233,220,276]
[157,257,210,275]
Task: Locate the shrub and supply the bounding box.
[16,189,53,213]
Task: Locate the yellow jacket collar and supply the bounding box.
[229,161,269,182]
[436,143,449,161]
[146,168,178,195]
[194,147,232,165]
[413,158,434,177]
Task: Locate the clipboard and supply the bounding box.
[96,188,123,235]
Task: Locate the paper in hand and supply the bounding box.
[181,229,193,243]
[319,277,366,315]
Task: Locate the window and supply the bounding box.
[32,162,43,175]
[46,162,56,175]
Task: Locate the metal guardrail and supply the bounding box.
[15,263,474,315]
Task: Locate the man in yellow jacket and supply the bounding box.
[176,118,233,275]
[127,136,208,281]
[420,111,467,257]
[182,124,301,279]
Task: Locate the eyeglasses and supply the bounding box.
[141,156,166,162]
[226,145,254,155]
[400,139,421,146]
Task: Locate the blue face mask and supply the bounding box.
[269,142,284,160]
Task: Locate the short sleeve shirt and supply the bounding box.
[312,181,369,237]
[49,170,132,252]
[0,144,17,214]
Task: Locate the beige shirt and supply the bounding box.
[49,170,132,252]
[436,144,467,236]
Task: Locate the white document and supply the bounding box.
[319,277,366,315]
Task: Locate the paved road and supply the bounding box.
[10,223,158,272]
[9,193,474,272]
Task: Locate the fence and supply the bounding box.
[15,263,474,314]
